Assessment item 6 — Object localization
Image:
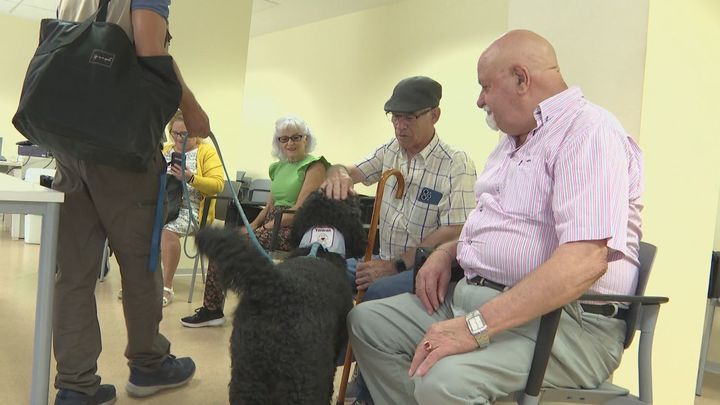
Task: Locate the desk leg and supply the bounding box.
[30,203,60,405]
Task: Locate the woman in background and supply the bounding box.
[161,110,224,306]
[246,116,330,250]
[180,115,329,327]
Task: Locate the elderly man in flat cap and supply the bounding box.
[322,75,477,403]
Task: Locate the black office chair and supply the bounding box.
[505,242,668,405]
[186,180,243,302]
[235,178,271,228]
[696,251,720,395]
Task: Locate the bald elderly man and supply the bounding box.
[348,30,644,404]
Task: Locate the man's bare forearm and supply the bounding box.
[480,240,609,337]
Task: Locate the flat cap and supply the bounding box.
[384,76,442,113]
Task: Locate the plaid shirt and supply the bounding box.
[356,134,477,260]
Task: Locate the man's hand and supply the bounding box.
[356,259,396,290]
[408,317,478,377]
[415,250,453,314]
[320,165,355,200]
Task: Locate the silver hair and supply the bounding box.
[271,115,316,160]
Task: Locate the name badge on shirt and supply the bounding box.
[417,187,443,205]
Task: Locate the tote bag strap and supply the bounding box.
[96,0,111,22]
[37,0,115,55]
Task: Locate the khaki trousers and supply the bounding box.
[349,279,626,405]
[52,152,170,394]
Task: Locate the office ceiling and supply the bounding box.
[0,0,404,36]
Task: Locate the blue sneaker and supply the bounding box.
[126,355,195,397]
[54,384,116,405]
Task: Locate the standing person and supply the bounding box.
[52,0,210,403]
[180,115,329,327]
[160,110,224,306]
[348,30,644,405]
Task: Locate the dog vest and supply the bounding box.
[299,227,346,258]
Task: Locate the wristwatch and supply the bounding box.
[465,310,490,349]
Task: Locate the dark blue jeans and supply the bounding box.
[344,257,415,298]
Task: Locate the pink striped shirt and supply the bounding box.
[457,87,643,295]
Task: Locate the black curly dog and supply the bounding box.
[195,191,367,405]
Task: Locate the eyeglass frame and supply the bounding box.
[277,134,306,143]
[386,107,435,125]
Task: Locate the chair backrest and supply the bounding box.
[622,241,657,348]
[213,180,243,222]
[248,178,272,203]
[358,195,380,255]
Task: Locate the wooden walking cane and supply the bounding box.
[337,168,405,404]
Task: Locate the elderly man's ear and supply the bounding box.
[512,65,530,94]
[430,107,441,124]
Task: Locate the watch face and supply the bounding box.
[467,314,485,333]
[466,310,490,348]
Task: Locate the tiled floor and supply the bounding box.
[0,222,718,404]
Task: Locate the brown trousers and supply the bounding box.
[52,151,170,394]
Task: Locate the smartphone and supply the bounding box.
[171,152,183,167]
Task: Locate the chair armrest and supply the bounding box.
[580,294,669,305]
[198,196,215,228]
[237,201,266,225]
[525,308,563,397]
[522,293,669,399]
[270,208,296,251]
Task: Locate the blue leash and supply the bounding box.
[148,172,167,272]
[148,130,272,271]
[308,242,321,257]
[205,131,271,260]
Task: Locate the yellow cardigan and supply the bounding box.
[162,142,225,225]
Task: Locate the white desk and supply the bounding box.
[0,173,63,405]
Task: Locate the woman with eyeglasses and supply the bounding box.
[159,110,224,306]
[245,115,329,251]
[180,115,329,328]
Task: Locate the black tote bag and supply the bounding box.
[12,0,181,171]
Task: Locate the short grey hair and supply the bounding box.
[271,115,317,160]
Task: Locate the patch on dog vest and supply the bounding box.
[299,227,346,258]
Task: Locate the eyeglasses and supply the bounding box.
[277,134,306,143]
[171,131,189,138]
[386,108,434,125]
